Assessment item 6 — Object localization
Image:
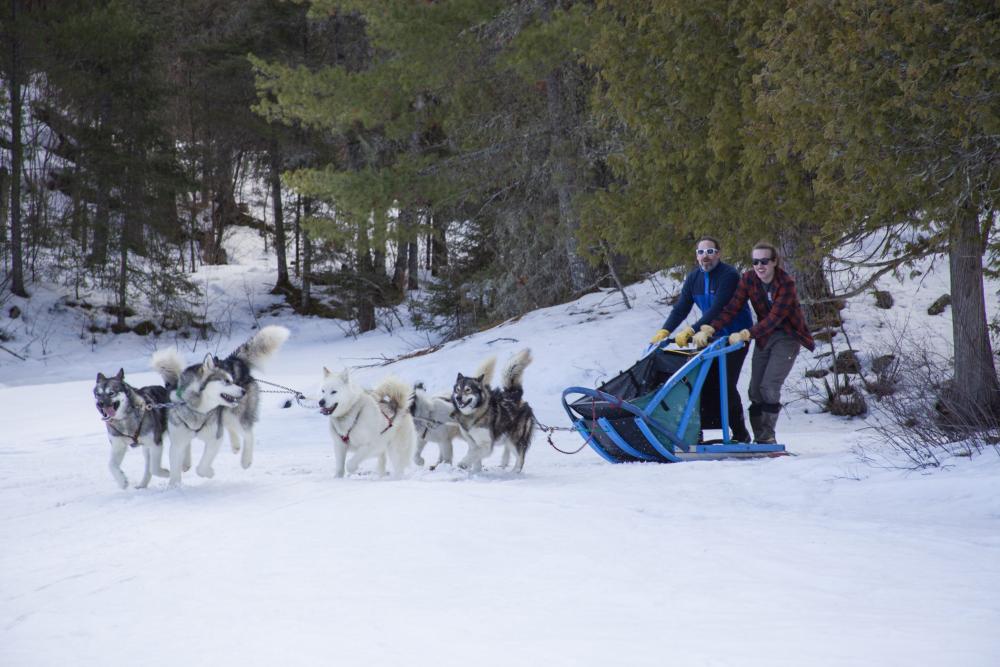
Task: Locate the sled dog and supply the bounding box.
[410,382,463,468]
[318,368,415,478]
[94,368,171,489]
[451,348,535,473]
[151,325,289,485]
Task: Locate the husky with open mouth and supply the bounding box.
[318,368,415,479]
[94,368,171,489]
[151,325,289,485]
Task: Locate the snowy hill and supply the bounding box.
[1,228,999,667]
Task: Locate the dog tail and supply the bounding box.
[230,325,290,369]
[374,376,414,416]
[151,348,185,389]
[410,382,426,416]
[473,355,497,386]
[501,348,533,392]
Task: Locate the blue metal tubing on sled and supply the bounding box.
[561,338,787,463]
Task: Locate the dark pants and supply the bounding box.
[747,331,800,443]
[700,343,750,441]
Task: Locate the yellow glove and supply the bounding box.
[674,326,696,347]
[728,329,752,345]
[691,325,715,349]
[649,329,670,344]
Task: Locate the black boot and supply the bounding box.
[731,416,751,443]
[755,404,780,444]
[748,402,764,443]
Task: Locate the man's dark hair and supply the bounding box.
[696,236,721,250]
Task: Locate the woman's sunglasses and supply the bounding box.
[751,257,773,266]
[696,248,718,256]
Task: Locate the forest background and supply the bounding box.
[1,0,998,422]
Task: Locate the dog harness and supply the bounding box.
[331,401,396,444]
[105,411,149,448]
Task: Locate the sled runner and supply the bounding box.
[560,338,787,463]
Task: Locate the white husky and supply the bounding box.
[410,383,462,469]
[318,368,415,478]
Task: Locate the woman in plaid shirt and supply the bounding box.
[691,242,815,444]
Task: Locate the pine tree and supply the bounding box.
[584,1,839,323]
[756,0,1000,419]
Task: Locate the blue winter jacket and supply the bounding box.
[662,262,753,336]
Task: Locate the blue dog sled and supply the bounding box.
[561,338,787,463]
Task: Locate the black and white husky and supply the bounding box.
[410,383,463,469]
[94,369,171,489]
[318,368,416,478]
[451,348,535,473]
[151,325,289,485]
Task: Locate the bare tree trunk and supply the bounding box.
[117,214,128,330]
[947,203,1000,419]
[372,208,386,279]
[294,194,301,278]
[300,198,312,311]
[0,167,9,250]
[7,0,27,296]
[392,208,415,290]
[780,226,840,330]
[545,65,592,293]
[430,213,447,277]
[407,239,418,290]
[89,173,110,266]
[270,146,291,292]
[356,217,375,333]
[391,234,408,290]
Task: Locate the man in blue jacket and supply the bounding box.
[649,236,753,442]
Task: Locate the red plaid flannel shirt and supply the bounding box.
[710,266,815,351]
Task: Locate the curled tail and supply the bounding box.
[473,355,497,386]
[501,348,533,392]
[374,376,415,415]
[230,325,290,369]
[151,348,185,390]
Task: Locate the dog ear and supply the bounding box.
[202,353,215,369]
[323,366,331,378]
[115,368,125,381]
[476,374,485,383]
[456,373,464,382]
[96,372,106,382]
[339,368,350,383]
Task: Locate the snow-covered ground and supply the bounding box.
[2,229,999,666]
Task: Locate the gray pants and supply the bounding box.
[747,331,800,443]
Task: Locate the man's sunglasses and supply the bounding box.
[751,257,773,266]
[696,248,718,256]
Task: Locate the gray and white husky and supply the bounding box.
[451,348,535,473]
[94,369,171,489]
[318,368,415,478]
[410,383,463,469]
[151,325,289,485]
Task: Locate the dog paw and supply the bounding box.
[153,467,170,478]
[135,480,149,489]
[414,455,425,466]
[116,477,129,490]
[231,443,241,454]
[196,465,215,479]
[241,457,252,470]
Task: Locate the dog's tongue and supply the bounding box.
[100,405,116,420]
